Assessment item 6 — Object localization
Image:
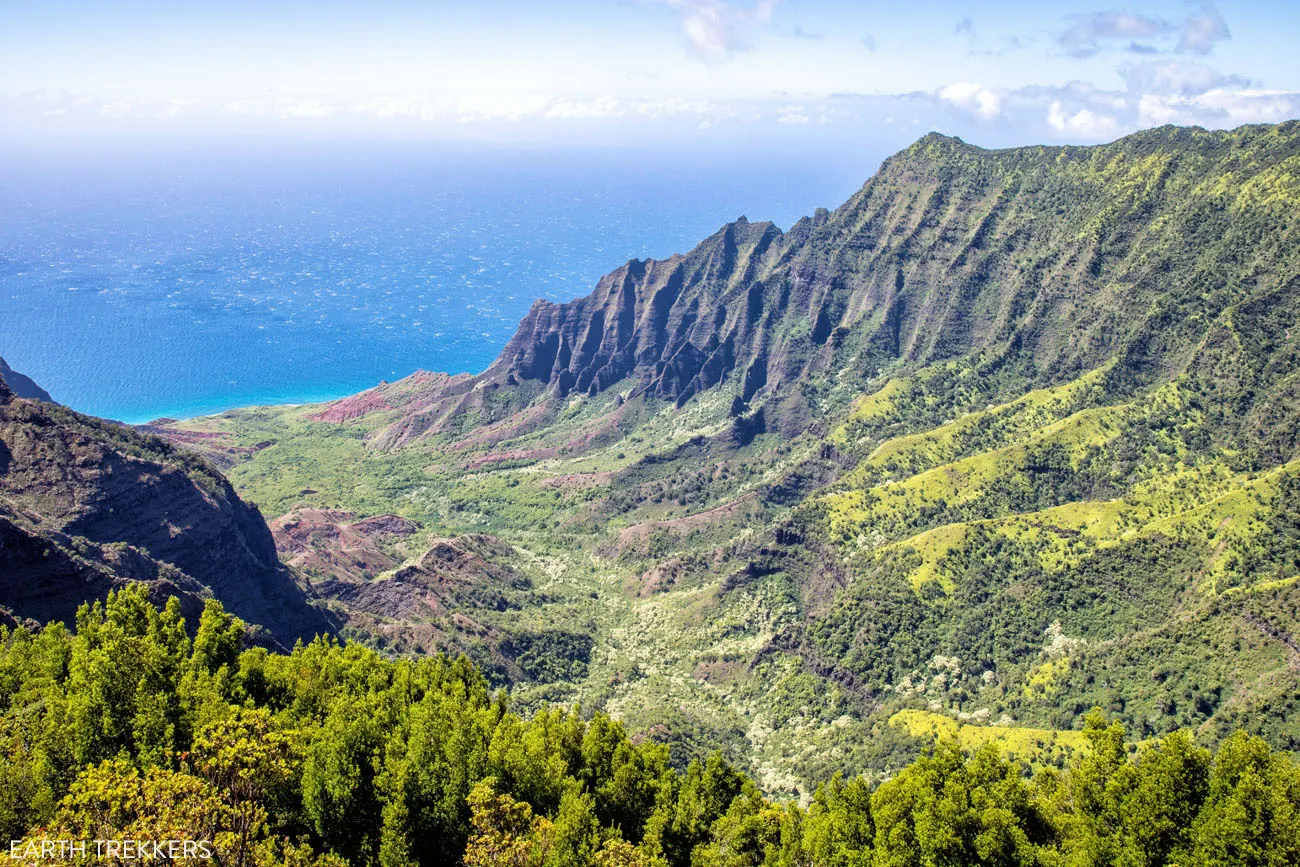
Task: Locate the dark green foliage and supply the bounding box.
[501,630,596,683]
[3,589,1299,865]
[643,753,747,867]
[869,741,1052,866]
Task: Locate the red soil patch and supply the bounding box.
[312,389,391,423]
[139,424,272,467]
[140,426,230,442]
[270,508,420,582]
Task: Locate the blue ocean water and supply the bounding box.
[0,142,874,423]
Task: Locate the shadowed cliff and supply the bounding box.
[0,379,334,644]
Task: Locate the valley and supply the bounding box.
[135,121,1300,796]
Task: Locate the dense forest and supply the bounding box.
[2,588,1297,866]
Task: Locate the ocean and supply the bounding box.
[0,141,874,423]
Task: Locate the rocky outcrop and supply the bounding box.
[0,357,55,404]
[482,217,785,407]
[0,394,333,644]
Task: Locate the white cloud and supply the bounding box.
[631,97,717,118]
[777,105,810,124]
[3,88,732,130]
[1047,100,1120,137]
[1178,3,1230,55]
[938,82,1004,119]
[3,42,1292,150]
[1195,89,1298,123]
[1024,60,1298,140]
[225,98,339,119]
[544,96,623,120]
[1138,88,1300,127]
[157,98,199,118]
[98,101,134,118]
[283,100,335,118]
[1120,60,1249,96]
[658,0,779,59]
[1135,93,1181,126]
[1058,4,1231,58]
[1059,11,1170,58]
[335,93,721,125]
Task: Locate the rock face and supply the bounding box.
[0,391,333,644]
[485,216,784,407]
[341,122,1300,451]
[0,357,55,404]
[486,124,1300,407]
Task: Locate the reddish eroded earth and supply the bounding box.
[309,371,470,425]
[271,509,531,632]
[310,389,391,424]
[136,422,272,468]
[309,532,538,675]
[270,508,422,583]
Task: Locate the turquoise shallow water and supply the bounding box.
[0,142,873,423]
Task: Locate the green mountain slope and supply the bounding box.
[156,121,1300,794]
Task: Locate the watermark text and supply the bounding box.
[8,839,213,861]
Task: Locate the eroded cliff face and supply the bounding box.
[325,123,1300,454]
[486,217,786,405]
[0,391,333,644]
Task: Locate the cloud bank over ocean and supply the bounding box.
[2,1,1295,150]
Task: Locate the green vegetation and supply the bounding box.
[4,589,1299,867]
[130,122,1300,800]
[153,294,1300,794]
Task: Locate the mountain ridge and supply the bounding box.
[312,121,1299,457]
[0,357,55,404]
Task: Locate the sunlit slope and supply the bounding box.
[795,359,1300,759]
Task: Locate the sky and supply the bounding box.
[1,0,1298,151]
